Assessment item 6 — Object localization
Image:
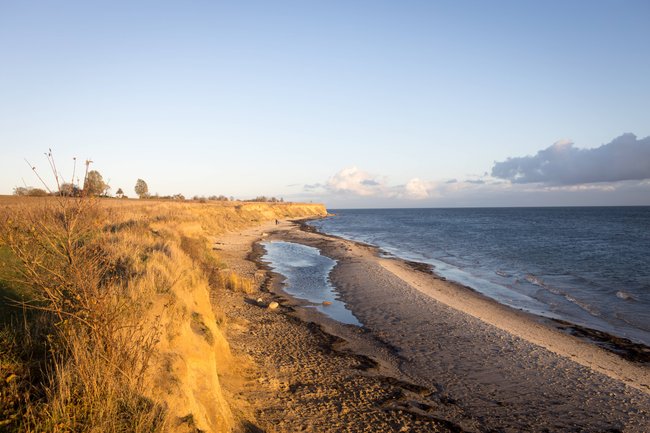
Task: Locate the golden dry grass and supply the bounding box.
[218,271,255,295]
[0,195,326,433]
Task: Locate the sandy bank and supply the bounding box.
[381,257,650,381]
[215,219,650,432]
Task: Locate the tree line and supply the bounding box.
[15,173,285,203]
[15,154,286,202]
[14,170,149,199]
[14,170,110,197]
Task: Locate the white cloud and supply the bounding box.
[553,138,574,148]
[402,178,430,199]
[325,166,388,197]
[312,167,437,200]
[314,166,487,201]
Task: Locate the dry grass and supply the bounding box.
[0,197,165,432]
[218,271,256,295]
[0,195,326,433]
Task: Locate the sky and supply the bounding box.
[1,0,649,207]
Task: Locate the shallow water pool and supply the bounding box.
[261,241,361,326]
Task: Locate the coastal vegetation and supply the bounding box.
[0,195,326,432]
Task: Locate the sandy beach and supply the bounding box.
[213,219,650,432]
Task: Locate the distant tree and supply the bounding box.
[247,196,281,202]
[84,170,107,196]
[13,186,48,197]
[13,187,29,196]
[13,186,25,196]
[30,188,48,197]
[116,188,124,198]
[59,183,81,197]
[134,179,149,199]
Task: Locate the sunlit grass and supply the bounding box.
[0,195,325,432]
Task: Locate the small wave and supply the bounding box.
[565,294,601,317]
[495,270,511,278]
[526,274,601,317]
[616,291,636,301]
[525,274,562,295]
[525,273,544,286]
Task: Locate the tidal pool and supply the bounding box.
[261,241,361,326]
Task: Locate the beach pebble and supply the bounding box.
[256,298,265,306]
[268,301,279,310]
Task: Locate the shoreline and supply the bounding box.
[213,219,469,432]
[215,218,650,432]
[299,218,650,365]
[296,218,650,390]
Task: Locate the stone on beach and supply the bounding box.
[268,301,279,310]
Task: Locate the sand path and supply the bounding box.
[213,220,650,432]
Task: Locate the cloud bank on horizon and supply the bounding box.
[491,133,650,185]
[304,134,650,206]
[305,166,493,202]
[312,166,444,200]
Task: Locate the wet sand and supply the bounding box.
[214,219,650,432]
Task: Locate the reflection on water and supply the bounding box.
[262,241,361,326]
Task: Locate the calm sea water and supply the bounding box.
[309,207,650,346]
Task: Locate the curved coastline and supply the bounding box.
[217,217,650,432]
[301,217,650,365]
[291,218,650,396]
[307,208,650,351]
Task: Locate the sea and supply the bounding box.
[308,207,650,347]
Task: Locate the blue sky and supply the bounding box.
[1,1,649,207]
